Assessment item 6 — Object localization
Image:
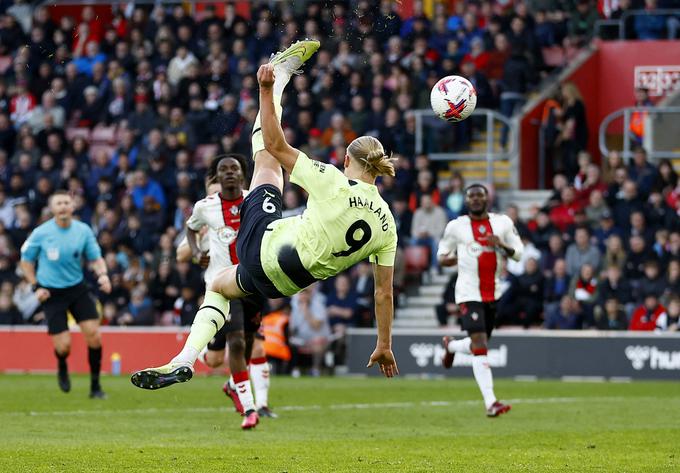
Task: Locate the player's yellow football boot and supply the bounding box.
[269,39,320,77]
[130,362,193,390]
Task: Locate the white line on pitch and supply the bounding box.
[3,396,635,418]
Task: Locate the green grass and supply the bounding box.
[0,374,678,472]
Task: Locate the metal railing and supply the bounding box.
[598,106,680,162]
[413,108,519,187]
[595,9,680,40]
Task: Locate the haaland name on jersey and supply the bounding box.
[348,196,390,232]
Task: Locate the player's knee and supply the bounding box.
[204,352,224,368]
[85,331,102,348]
[470,333,488,352]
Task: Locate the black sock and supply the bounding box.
[55,350,68,375]
[88,347,102,391]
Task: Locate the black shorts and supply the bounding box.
[42,282,99,335]
[235,184,286,299]
[207,295,265,351]
[458,301,497,339]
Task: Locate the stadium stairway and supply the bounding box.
[436,125,512,190]
[395,268,453,329]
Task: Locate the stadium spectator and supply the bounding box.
[569,263,599,327]
[595,298,628,330]
[289,284,330,378]
[629,293,667,331]
[411,194,448,270]
[598,264,635,315]
[634,0,667,40]
[325,274,358,366]
[565,226,601,276]
[545,295,581,329]
[558,82,588,178]
[544,258,570,314]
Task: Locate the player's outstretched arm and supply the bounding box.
[257,64,300,174]
[367,263,398,378]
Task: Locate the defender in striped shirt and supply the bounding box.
[437,184,523,417]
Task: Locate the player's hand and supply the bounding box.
[35,288,51,302]
[439,254,458,267]
[367,346,399,378]
[192,251,210,268]
[98,275,112,294]
[482,235,503,248]
[257,64,275,89]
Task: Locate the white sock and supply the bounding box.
[171,291,230,367]
[472,354,497,409]
[250,359,270,409]
[447,337,471,354]
[252,95,283,156]
[233,371,256,413]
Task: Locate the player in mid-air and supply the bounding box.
[175,155,275,429]
[437,184,523,417]
[131,40,399,393]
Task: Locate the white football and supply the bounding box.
[430,75,477,123]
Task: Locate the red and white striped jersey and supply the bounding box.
[186,191,246,286]
[437,213,524,303]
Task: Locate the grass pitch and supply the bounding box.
[0,374,678,472]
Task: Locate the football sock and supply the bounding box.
[250,357,270,409]
[55,350,68,375]
[172,291,229,367]
[233,370,256,414]
[447,337,472,354]
[88,347,102,391]
[472,349,497,409]
[251,95,283,157]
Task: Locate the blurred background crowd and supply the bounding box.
[0,1,678,374]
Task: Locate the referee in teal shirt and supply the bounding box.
[20,190,112,398]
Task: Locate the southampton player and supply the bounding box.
[437,184,523,417]
[131,40,399,392]
[176,156,275,429]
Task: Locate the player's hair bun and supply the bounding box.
[347,136,397,178]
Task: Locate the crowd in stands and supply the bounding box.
[0,1,678,374]
[437,145,680,332]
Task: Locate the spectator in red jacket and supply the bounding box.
[629,293,667,331]
[549,186,580,232]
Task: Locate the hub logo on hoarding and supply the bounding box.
[409,343,508,368]
[625,345,680,370]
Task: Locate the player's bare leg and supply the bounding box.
[51,331,71,393]
[469,332,510,417]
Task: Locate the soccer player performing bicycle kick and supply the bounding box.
[131,40,399,389]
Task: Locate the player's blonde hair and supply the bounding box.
[347,136,397,178]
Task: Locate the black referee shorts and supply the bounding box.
[458,301,497,339]
[207,295,266,351]
[41,282,99,335]
[235,184,286,299]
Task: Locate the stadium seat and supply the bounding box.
[404,246,430,275]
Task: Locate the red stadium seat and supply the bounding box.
[404,246,430,275]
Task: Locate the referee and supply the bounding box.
[20,190,111,398]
